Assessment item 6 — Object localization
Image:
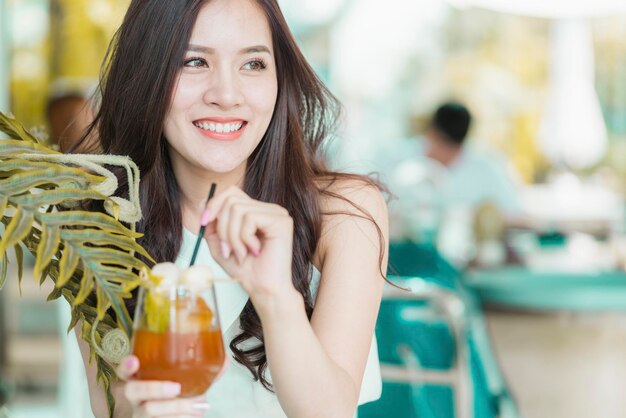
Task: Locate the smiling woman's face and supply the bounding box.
[163,0,278,182]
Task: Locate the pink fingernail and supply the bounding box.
[220,241,231,258]
[249,246,260,257]
[200,208,212,226]
[125,356,137,370]
[163,382,181,396]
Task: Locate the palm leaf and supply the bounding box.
[74,269,95,306]
[0,196,7,219]
[0,167,104,196]
[0,251,7,289]
[57,243,80,288]
[0,139,56,155]
[61,229,152,260]
[14,243,24,284]
[0,113,43,144]
[0,111,152,418]
[34,225,61,278]
[39,211,141,238]
[12,189,118,209]
[0,207,34,256]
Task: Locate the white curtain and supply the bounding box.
[538,19,608,169]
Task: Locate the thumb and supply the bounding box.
[116,355,140,381]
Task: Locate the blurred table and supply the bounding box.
[464,267,626,311]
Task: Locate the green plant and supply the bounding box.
[0,112,153,417]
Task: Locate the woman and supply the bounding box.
[75,0,388,416]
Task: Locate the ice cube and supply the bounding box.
[151,262,181,289]
[179,265,213,290]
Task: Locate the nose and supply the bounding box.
[202,66,244,109]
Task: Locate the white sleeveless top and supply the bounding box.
[177,228,382,417]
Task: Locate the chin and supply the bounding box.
[199,160,244,174]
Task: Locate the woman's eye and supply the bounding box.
[184,57,207,68]
[242,59,267,71]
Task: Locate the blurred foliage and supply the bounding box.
[9,0,128,133]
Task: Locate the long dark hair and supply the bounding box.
[75,0,385,389]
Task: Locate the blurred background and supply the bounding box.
[2,0,626,417]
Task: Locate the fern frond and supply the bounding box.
[0,111,151,418]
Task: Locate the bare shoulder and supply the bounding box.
[317,175,387,218]
[313,175,389,268]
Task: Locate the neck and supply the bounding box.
[440,145,462,167]
[171,161,246,230]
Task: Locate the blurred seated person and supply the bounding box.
[46,79,95,151]
[423,102,523,219]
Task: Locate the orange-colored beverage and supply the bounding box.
[132,265,227,397]
[133,328,225,396]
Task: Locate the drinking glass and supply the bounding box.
[131,272,226,396]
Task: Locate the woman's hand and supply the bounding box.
[202,186,301,308]
[116,355,210,418]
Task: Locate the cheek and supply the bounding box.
[247,81,278,118]
[170,79,202,114]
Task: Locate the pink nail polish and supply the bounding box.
[125,356,137,370]
[220,241,231,258]
[200,208,212,226]
[249,246,260,257]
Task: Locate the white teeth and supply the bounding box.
[194,121,244,133]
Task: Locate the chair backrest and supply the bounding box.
[387,241,459,290]
[359,267,503,418]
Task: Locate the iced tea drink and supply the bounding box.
[132,264,226,396]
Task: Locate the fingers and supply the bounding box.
[205,186,292,263]
[125,381,181,404]
[134,395,209,417]
[116,355,140,381]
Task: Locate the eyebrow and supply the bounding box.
[188,44,272,55]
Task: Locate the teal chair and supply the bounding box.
[358,242,518,418]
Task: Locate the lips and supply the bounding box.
[192,118,247,141]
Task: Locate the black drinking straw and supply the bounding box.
[189,182,217,266]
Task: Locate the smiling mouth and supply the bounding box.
[193,121,246,133]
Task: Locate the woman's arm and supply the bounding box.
[204,180,388,418]
[76,327,134,418]
[266,181,387,418]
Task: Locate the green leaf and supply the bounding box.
[39,211,142,238]
[79,248,146,271]
[67,305,80,333]
[57,244,80,288]
[34,225,60,279]
[61,229,153,261]
[96,284,112,321]
[39,264,51,285]
[1,112,149,418]
[0,112,43,144]
[0,196,7,219]
[0,251,7,290]
[0,206,34,257]
[0,167,104,196]
[0,138,56,155]
[14,243,23,284]
[74,269,94,306]
[12,188,115,209]
[0,158,64,172]
[96,280,133,335]
[47,286,63,301]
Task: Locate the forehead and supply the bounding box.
[191,0,273,51]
